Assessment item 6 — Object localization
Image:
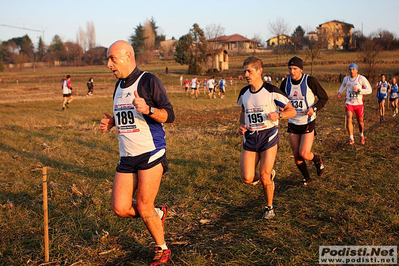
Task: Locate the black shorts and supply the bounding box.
[287,120,317,135]
[389,98,398,102]
[243,127,279,152]
[116,150,168,174]
[63,94,72,97]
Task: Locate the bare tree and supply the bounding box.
[205,23,225,54]
[86,21,96,50]
[359,38,382,82]
[268,17,290,47]
[304,37,323,76]
[143,19,155,51]
[76,26,87,51]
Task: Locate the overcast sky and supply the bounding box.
[1,0,398,48]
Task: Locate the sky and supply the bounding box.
[1,0,399,48]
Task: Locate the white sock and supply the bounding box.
[359,132,364,137]
[349,135,354,140]
[156,243,168,250]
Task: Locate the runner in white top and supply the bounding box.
[237,56,296,219]
[100,40,174,265]
[191,77,199,99]
[280,57,329,185]
[62,75,73,110]
[207,76,216,99]
[338,63,372,144]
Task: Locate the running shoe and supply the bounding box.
[301,177,312,186]
[157,206,168,229]
[151,247,171,265]
[360,136,366,145]
[314,158,325,176]
[347,139,355,145]
[262,206,275,219]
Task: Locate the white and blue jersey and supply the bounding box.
[113,68,174,158]
[390,83,398,99]
[237,83,290,131]
[281,74,329,126]
[377,81,389,100]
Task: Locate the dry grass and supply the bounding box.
[0,53,398,265]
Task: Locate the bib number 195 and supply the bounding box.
[248,113,264,123]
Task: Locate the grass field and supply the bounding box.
[0,51,398,265]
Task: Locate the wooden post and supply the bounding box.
[42,167,49,262]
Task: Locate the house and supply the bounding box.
[317,20,354,50]
[266,34,292,47]
[207,34,258,54]
[205,49,229,72]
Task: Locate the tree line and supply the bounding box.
[1,18,399,78]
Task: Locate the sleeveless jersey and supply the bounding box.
[391,83,398,99]
[191,78,197,88]
[113,72,166,157]
[377,81,388,99]
[285,74,316,125]
[62,79,72,94]
[237,83,289,131]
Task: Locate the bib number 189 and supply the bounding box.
[116,111,135,125]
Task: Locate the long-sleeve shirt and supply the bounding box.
[338,74,372,105]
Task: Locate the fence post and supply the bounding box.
[42,167,49,262]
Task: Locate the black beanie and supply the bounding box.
[288,56,303,70]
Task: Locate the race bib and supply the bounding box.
[246,110,268,130]
[392,92,398,98]
[349,91,360,99]
[290,99,306,114]
[381,86,387,94]
[114,103,140,134]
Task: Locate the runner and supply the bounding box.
[238,56,296,219]
[100,40,174,265]
[375,74,390,122]
[337,63,372,144]
[390,76,399,117]
[280,57,329,185]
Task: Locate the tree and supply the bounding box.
[143,19,155,51]
[36,37,46,61]
[174,23,207,75]
[150,17,166,48]
[86,21,96,50]
[48,35,66,64]
[84,46,107,65]
[205,23,225,54]
[268,17,290,48]
[76,26,87,51]
[49,35,64,52]
[359,37,382,82]
[291,26,306,52]
[304,36,323,75]
[129,23,147,57]
[64,42,83,66]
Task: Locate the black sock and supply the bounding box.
[311,154,321,163]
[296,162,310,179]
